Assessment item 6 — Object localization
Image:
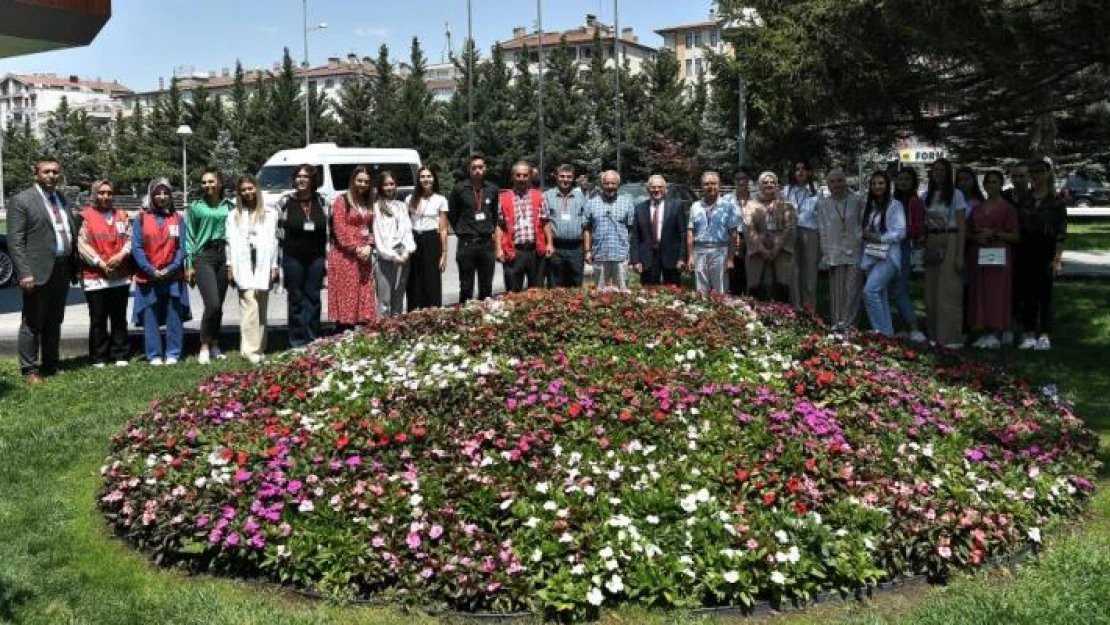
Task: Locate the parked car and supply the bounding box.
[1062,172,1110,208]
[0,233,14,288]
[256,144,422,209]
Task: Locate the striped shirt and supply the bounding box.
[544,187,589,241]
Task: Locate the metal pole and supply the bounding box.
[737,75,747,168]
[303,0,311,146]
[467,0,474,155]
[613,0,621,176]
[537,0,545,189]
[181,137,188,206]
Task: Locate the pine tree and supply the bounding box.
[333,73,374,147]
[229,61,250,148]
[630,49,699,183]
[186,84,220,163]
[210,128,242,185]
[508,44,538,166]
[695,79,737,179]
[474,44,515,184]
[396,37,435,155]
[2,119,40,194]
[242,73,275,171]
[41,97,99,188]
[370,44,399,147]
[541,37,589,177]
[270,48,304,149]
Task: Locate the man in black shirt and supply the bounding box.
[448,154,503,304]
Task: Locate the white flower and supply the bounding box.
[599,546,614,559]
[586,586,605,606]
[525,516,540,528]
[571,564,586,576]
[770,571,787,585]
[723,570,740,584]
[194,476,207,488]
[531,548,543,562]
[608,514,632,528]
[605,559,619,571]
[408,493,424,508]
[1028,527,1042,543]
[646,515,660,525]
[500,498,514,510]
[605,574,624,594]
[922,444,934,458]
[543,500,557,511]
[1023,487,1036,500]
[775,529,790,544]
[679,555,694,565]
[559,532,573,544]
[679,494,699,513]
[536,482,550,494]
[298,500,315,513]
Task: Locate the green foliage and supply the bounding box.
[40,96,101,188]
[369,44,399,148]
[2,118,40,195]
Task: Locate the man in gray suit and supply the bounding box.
[8,156,77,385]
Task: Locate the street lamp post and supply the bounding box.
[613,0,622,176]
[176,124,193,206]
[302,0,327,147]
[467,0,474,156]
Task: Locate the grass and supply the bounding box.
[1066,222,1110,253]
[1,282,1108,625]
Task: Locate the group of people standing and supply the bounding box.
[6,151,1068,386]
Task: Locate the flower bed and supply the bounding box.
[99,288,1099,619]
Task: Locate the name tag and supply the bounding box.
[978,247,1006,266]
[248,229,259,246]
[303,221,317,232]
[116,221,127,235]
[560,213,571,221]
[168,224,180,238]
[475,212,487,222]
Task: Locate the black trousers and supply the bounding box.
[640,253,681,287]
[456,236,495,304]
[1015,234,1056,334]
[503,247,544,292]
[19,260,71,375]
[194,243,229,345]
[283,253,325,348]
[86,285,130,364]
[546,244,584,288]
[728,251,748,296]
[407,230,443,311]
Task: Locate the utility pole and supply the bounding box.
[467,0,475,156]
[302,0,327,147]
[613,0,622,176]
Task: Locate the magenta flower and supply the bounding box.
[429,524,444,540]
[406,531,422,550]
[225,532,241,547]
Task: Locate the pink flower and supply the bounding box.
[372,536,386,548]
[346,455,362,468]
[406,531,422,550]
[234,469,252,483]
[225,532,241,547]
[286,480,302,494]
[938,545,952,559]
[429,524,444,540]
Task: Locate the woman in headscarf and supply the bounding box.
[131,177,191,365]
[77,179,132,366]
[742,171,797,303]
[225,174,279,364]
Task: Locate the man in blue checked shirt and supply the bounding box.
[585,170,635,291]
[543,164,591,288]
[686,171,740,295]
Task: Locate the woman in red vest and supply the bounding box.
[131,177,191,365]
[327,166,377,331]
[77,179,132,367]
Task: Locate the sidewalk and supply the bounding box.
[0,245,1107,356]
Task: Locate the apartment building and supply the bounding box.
[0,72,131,136]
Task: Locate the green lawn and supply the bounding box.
[0,283,1108,625]
[1067,222,1110,253]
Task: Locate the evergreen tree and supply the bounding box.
[541,37,589,177]
[629,49,700,183]
[396,37,435,156]
[270,48,304,149]
[41,97,99,188]
[210,128,242,185]
[370,44,399,147]
[186,84,220,163]
[474,44,516,184]
[2,119,40,194]
[508,44,538,166]
[229,61,250,146]
[695,78,737,178]
[242,73,275,171]
[431,39,482,180]
[333,73,374,147]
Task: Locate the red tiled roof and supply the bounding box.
[131,63,377,96]
[498,28,655,53]
[11,73,132,94]
[654,19,723,35]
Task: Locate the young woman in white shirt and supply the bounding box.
[372,171,416,318]
[225,175,279,364]
[785,159,821,310]
[406,167,449,311]
[859,171,907,337]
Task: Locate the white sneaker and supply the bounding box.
[93,362,107,369]
[972,336,991,349]
[944,342,964,350]
[115,360,129,367]
[197,350,210,365]
[1018,335,1038,350]
[165,357,179,365]
[908,330,927,343]
[149,358,164,366]
[211,348,228,361]
[1035,335,1052,351]
[982,335,1002,350]
[1001,331,1014,346]
[247,354,263,365]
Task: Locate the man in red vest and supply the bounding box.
[498,161,554,292]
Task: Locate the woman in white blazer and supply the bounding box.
[225,174,279,363]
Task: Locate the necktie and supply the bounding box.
[49,193,72,255]
[651,202,661,249]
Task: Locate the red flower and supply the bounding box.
[786,476,802,494]
[793,501,808,515]
[816,371,835,386]
[762,491,776,506]
[394,432,409,444]
[805,457,818,472]
[794,383,807,395]
[618,409,633,422]
[568,404,582,417]
[336,434,350,449]
[735,468,750,482]
[653,410,666,422]
[236,451,248,466]
[412,426,427,438]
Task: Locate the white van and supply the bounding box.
[256,144,422,209]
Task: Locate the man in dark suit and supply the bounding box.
[631,175,687,286]
[7,156,77,385]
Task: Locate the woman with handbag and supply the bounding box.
[921,158,969,348]
[891,168,927,342]
[859,171,906,337]
[742,172,797,303]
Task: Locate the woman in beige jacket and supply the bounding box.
[743,172,798,303]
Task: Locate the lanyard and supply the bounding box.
[300,198,313,221]
[833,197,848,226]
[473,188,484,216]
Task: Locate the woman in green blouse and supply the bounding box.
[186,168,233,363]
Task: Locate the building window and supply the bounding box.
[324,79,334,89]
[694,58,703,75]
[581,47,592,59]
[685,59,693,75]
[694,32,702,46]
[685,33,693,48]
[710,30,719,47]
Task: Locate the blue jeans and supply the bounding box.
[142,295,185,361]
[890,239,916,330]
[863,260,899,337]
[283,254,325,348]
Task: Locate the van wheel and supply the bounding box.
[0,250,14,287]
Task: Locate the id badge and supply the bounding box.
[560,212,571,221]
[475,212,487,222]
[116,221,127,235]
[168,224,180,238]
[248,229,259,246]
[303,221,317,232]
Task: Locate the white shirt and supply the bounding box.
[921,188,968,229]
[373,200,417,262]
[410,194,448,233]
[36,184,73,256]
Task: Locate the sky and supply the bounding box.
[0,0,717,92]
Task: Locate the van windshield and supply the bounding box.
[330,163,416,191]
[257,165,300,192]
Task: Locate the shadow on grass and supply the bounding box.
[0,575,35,621]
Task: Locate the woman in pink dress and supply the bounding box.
[968,170,1020,349]
[327,166,377,330]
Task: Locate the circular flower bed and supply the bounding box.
[100,288,1099,619]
